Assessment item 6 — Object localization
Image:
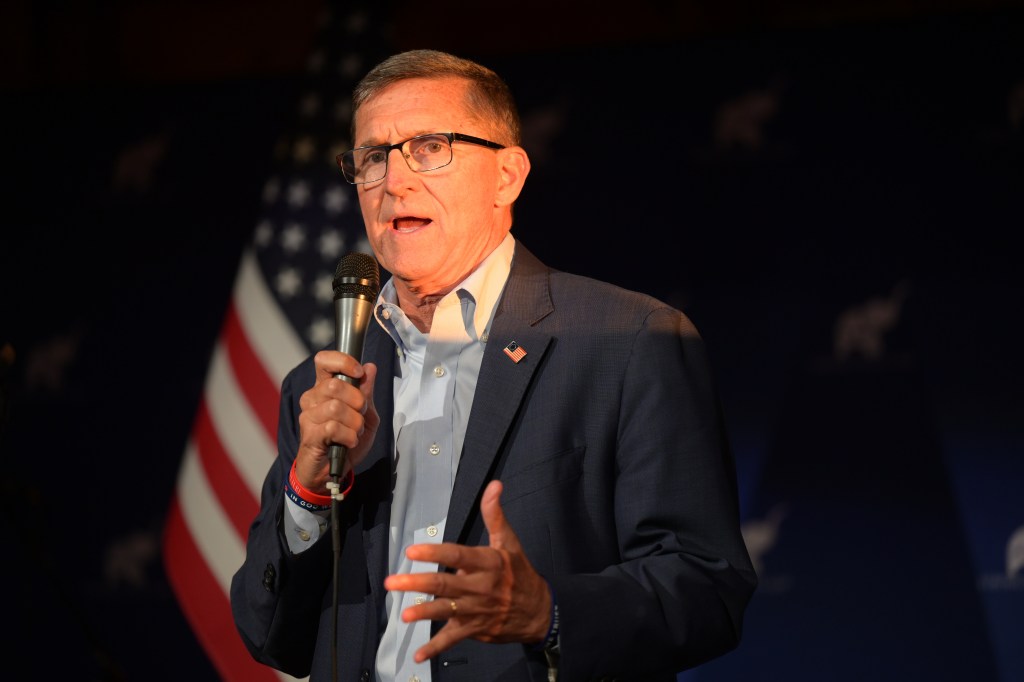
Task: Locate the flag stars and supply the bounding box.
[262,178,281,204]
[280,223,307,253]
[314,272,334,304]
[293,136,317,164]
[355,237,373,255]
[308,316,333,348]
[253,220,274,247]
[275,267,303,298]
[323,186,349,214]
[287,180,311,208]
[318,229,345,259]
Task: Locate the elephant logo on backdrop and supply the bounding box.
[741,503,791,592]
[978,524,1024,591]
[833,280,910,363]
[1007,525,1024,578]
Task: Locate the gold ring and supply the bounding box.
[449,600,457,615]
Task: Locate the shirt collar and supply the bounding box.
[375,232,515,342]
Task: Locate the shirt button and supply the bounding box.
[427,526,438,537]
[429,443,440,456]
[481,332,489,342]
[381,308,391,320]
[297,529,310,542]
[410,676,420,682]
[433,365,445,377]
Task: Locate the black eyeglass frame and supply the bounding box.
[337,132,506,184]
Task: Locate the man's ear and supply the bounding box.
[494,146,531,207]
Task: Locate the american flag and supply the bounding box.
[161,4,390,680]
[503,340,527,363]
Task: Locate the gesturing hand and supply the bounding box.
[382,480,552,663]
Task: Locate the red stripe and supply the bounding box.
[163,496,281,682]
[193,399,261,540]
[222,301,281,445]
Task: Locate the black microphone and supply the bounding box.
[328,251,381,478]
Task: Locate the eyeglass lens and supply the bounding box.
[349,134,452,183]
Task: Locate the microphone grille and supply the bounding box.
[333,252,381,300]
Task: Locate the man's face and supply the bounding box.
[353,77,510,297]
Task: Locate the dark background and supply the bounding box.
[1,1,1022,680]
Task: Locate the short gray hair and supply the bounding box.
[352,49,521,146]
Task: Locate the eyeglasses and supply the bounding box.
[337,132,505,185]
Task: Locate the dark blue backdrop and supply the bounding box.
[1,5,1021,680]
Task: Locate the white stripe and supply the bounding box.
[177,445,308,682]
[235,248,308,386]
[206,341,277,498]
[177,441,245,592]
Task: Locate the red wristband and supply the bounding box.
[288,461,335,506]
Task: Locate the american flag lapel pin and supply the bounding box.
[503,340,527,363]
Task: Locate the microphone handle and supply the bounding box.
[327,373,356,478]
[328,294,373,479]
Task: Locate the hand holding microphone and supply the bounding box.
[327,252,381,479]
[294,253,381,496]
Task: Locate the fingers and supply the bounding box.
[480,479,519,551]
[295,354,377,488]
[384,478,550,661]
[313,349,365,384]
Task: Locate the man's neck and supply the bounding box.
[394,284,449,333]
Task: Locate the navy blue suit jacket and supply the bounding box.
[230,243,756,681]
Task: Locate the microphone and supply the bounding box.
[328,251,381,479]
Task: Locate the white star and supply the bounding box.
[323,185,349,214]
[318,228,345,258]
[253,220,274,247]
[287,180,311,208]
[314,272,335,304]
[262,177,281,204]
[275,267,303,298]
[354,236,374,255]
[308,315,334,348]
[293,136,317,164]
[280,223,307,253]
[298,93,320,118]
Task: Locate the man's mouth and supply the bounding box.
[393,217,430,233]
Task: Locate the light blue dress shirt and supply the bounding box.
[282,234,516,682]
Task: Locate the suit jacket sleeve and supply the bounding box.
[229,356,333,678]
[546,304,756,680]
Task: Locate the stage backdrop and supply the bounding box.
[0,2,1020,681]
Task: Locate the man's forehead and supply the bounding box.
[354,78,476,142]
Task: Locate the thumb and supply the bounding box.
[482,480,518,550]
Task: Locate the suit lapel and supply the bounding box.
[444,244,555,544]
[360,322,396,606]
